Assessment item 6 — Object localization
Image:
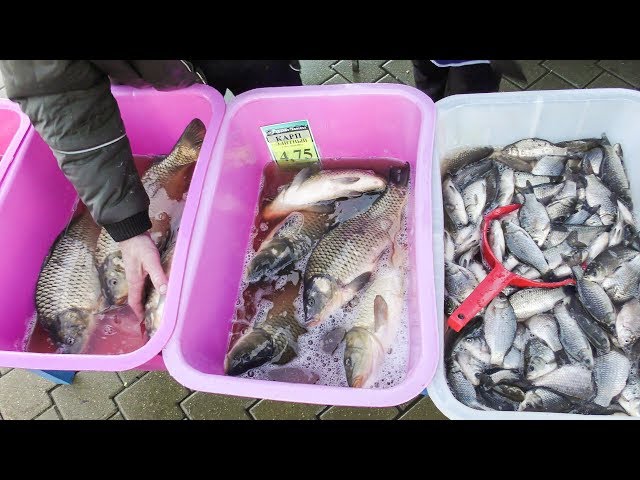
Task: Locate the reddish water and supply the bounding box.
[228,158,407,349]
[25,154,166,355]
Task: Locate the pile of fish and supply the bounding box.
[35,119,206,353]
[225,162,410,388]
[443,136,640,416]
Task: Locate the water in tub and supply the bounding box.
[26,153,188,356]
[441,137,640,416]
[225,159,411,389]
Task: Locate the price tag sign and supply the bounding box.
[261,120,320,168]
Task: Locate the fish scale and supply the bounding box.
[305,175,408,283]
[143,239,176,337]
[257,309,307,361]
[35,211,103,350]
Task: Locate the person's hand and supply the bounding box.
[118,232,168,321]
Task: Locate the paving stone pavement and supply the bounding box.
[0,60,638,420]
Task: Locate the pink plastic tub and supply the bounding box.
[0,84,225,371]
[164,84,439,407]
[0,99,31,184]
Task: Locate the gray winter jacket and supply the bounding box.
[0,60,200,241]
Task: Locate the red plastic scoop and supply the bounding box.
[447,203,576,332]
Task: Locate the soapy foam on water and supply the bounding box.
[228,161,411,388]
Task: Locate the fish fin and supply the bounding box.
[177,119,206,152]
[373,295,389,332]
[290,166,316,189]
[565,231,588,250]
[334,176,361,185]
[344,272,373,297]
[601,133,611,146]
[491,153,533,173]
[389,163,410,187]
[586,203,601,216]
[272,344,298,365]
[515,180,535,195]
[304,203,335,214]
[614,143,623,157]
[551,224,569,233]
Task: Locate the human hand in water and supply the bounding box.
[118,232,168,320]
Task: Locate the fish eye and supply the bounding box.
[308,298,315,306]
[528,366,534,372]
[109,278,118,287]
[345,358,352,367]
[65,336,75,345]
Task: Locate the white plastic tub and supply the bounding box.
[428,88,640,420]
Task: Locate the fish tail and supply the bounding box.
[180,118,206,150]
[515,180,534,195]
[170,118,207,165]
[389,162,410,187]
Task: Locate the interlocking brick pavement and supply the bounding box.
[0,60,638,420]
[51,372,123,420]
[398,397,448,420]
[320,405,400,420]
[0,369,55,420]
[181,392,256,420]
[249,400,326,420]
[35,406,61,420]
[115,371,189,420]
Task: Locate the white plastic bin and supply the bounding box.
[428,88,640,420]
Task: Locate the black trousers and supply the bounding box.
[411,60,501,102]
[190,60,302,95]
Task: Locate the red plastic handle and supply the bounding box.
[447,265,516,332]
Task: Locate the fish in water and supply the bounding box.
[262,167,387,220]
[343,262,407,388]
[95,119,206,306]
[143,239,176,338]
[225,281,307,376]
[304,164,409,326]
[35,211,104,353]
[246,211,335,284]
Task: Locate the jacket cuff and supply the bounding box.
[103,211,152,242]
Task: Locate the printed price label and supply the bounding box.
[261,120,320,168]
